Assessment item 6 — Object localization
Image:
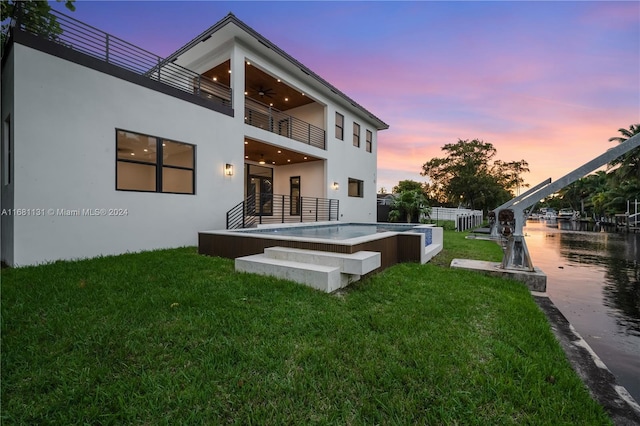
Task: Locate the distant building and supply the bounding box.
[377,193,396,206]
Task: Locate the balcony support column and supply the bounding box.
[230,44,247,110]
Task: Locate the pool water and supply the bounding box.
[245,223,417,240]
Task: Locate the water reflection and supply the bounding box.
[528,220,640,335]
[603,258,640,337]
[524,220,640,401]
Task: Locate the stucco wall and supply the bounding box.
[325,106,379,223]
[10,44,244,265]
[7,30,383,265]
[284,102,325,130]
[272,160,325,198]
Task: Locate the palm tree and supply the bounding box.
[602,180,640,214]
[608,124,640,183]
[389,190,431,223]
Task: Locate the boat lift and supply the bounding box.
[492,133,640,272]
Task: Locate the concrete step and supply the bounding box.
[263,246,381,275]
[235,254,344,293]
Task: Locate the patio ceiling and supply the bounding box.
[244,139,321,166]
[202,60,315,112]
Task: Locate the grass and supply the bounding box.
[1,231,612,425]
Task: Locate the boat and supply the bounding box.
[540,208,557,221]
[558,208,578,220]
[527,212,543,221]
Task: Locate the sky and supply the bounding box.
[50,0,640,193]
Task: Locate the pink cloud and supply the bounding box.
[579,2,640,29]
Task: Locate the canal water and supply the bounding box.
[523,219,640,403]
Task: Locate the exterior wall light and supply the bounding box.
[224,163,234,176]
[333,182,339,190]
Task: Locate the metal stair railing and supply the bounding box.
[226,193,339,229]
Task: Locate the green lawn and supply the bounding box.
[1,231,612,424]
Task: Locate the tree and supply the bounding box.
[421,139,529,213]
[392,180,424,194]
[1,0,75,48]
[388,190,431,223]
[608,124,640,184]
[493,159,530,195]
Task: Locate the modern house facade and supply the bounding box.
[0,10,388,266]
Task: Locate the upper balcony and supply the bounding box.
[244,62,326,150]
[202,60,327,150]
[244,97,325,150]
[4,8,232,114]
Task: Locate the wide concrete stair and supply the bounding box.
[235,247,381,293]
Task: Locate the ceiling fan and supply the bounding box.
[251,85,276,98]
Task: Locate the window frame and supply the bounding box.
[353,122,360,147]
[366,129,373,153]
[2,115,11,186]
[348,178,364,198]
[115,129,196,195]
[335,112,344,140]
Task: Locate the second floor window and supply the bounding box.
[353,122,360,147]
[366,130,373,153]
[335,112,344,140]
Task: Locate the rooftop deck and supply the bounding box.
[4,10,232,115]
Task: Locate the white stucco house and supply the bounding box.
[0,10,388,266]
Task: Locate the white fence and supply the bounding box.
[426,207,484,231]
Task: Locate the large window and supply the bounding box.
[348,178,363,198]
[116,130,195,194]
[335,112,344,140]
[366,129,373,153]
[353,122,360,147]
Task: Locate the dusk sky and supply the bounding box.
[51,1,640,193]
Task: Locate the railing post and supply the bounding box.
[242,201,245,229]
[300,197,304,222]
[105,34,110,64]
[197,74,201,96]
[281,195,285,224]
[157,57,161,81]
[308,123,311,145]
[316,198,319,221]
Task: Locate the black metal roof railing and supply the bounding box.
[12,8,232,108]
